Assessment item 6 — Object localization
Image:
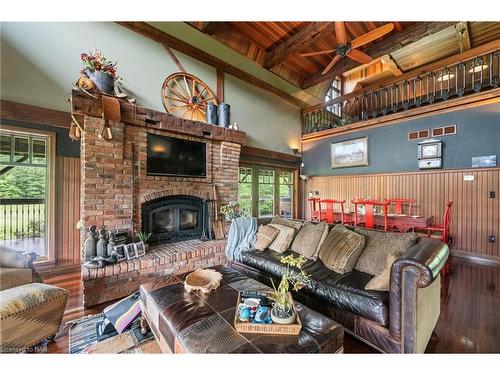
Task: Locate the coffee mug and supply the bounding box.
[238,298,260,320]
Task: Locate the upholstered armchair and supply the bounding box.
[0,246,68,352]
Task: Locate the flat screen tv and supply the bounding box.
[147,134,206,178]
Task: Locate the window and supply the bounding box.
[238,165,295,219]
[0,128,55,262]
[325,78,342,115]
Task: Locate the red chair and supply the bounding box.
[308,197,321,222]
[319,199,346,224]
[352,199,390,231]
[414,202,453,244]
[414,202,453,276]
[385,198,415,215]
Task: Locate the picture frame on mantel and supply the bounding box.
[331,137,369,169]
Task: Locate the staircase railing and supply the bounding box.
[302,42,500,136]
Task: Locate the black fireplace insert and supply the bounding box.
[141,195,209,244]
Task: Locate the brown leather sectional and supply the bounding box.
[230,230,449,353]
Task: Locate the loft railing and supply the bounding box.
[302,46,500,136]
[0,198,45,240]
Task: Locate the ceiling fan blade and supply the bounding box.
[335,22,347,45]
[347,48,373,64]
[322,54,342,75]
[300,49,336,57]
[351,23,395,49]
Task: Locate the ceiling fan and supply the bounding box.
[300,22,395,75]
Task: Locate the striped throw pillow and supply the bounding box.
[253,224,280,251]
[318,225,366,274]
[268,224,296,253]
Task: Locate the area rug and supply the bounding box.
[68,313,159,354]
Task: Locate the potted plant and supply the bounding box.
[270,254,310,325]
[80,49,118,95]
[137,232,152,250]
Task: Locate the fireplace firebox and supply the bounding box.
[142,195,209,244]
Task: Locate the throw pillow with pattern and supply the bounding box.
[253,224,280,251]
[290,221,329,260]
[270,215,303,231]
[354,228,417,276]
[268,224,296,253]
[318,225,366,274]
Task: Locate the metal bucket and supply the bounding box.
[218,103,230,127]
[86,70,115,95]
[206,103,218,125]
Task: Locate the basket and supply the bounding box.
[184,268,223,293]
[234,291,302,335]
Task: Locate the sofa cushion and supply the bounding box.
[354,228,417,276]
[291,221,329,260]
[268,224,296,253]
[318,225,366,274]
[365,252,402,291]
[253,224,279,251]
[270,215,303,231]
[315,270,389,326]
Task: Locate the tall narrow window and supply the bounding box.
[325,78,342,115]
[258,169,275,218]
[279,171,293,219]
[0,129,54,262]
[238,167,253,215]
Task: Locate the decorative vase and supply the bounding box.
[96,229,109,257]
[206,103,218,125]
[86,69,115,95]
[218,103,230,127]
[271,308,296,325]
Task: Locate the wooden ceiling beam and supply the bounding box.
[455,22,471,52]
[1,100,71,128]
[116,22,309,108]
[300,21,456,89]
[263,22,334,69]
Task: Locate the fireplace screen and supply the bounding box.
[142,195,208,244]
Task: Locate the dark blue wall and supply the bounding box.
[1,119,80,158]
[302,102,500,176]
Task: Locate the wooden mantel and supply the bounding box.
[71,90,246,145]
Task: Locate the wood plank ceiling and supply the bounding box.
[187,22,500,94]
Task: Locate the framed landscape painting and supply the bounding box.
[331,137,369,168]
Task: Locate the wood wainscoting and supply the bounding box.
[53,156,81,270]
[306,167,500,262]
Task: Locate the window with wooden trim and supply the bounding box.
[432,124,457,137]
[0,128,55,263]
[238,165,295,219]
[325,78,342,115]
[408,129,429,141]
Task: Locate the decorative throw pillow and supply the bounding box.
[268,224,296,253]
[253,224,280,251]
[354,228,417,276]
[291,221,329,260]
[318,225,366,274]
[365,252,404,291]
[103,291,141,334]
[270,215,303,231]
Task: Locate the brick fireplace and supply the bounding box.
[74,92,246,306]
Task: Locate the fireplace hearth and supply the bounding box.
[142,195,209,244]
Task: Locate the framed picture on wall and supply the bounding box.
[331,137,369,168]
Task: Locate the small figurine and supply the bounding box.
[253,306,272,324]
[83,225,98,261]
[238,304,252,322]
[96,228,109,257]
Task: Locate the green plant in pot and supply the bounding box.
[137,232,152,250]
[270,254,310,324]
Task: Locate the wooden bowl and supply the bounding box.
[184,268,223,293]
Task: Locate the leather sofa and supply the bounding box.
[229,226,449,353]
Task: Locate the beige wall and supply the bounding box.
[0,22,301,154]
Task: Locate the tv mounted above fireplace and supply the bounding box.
[147,134,206,178]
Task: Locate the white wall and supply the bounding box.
[1,22,301,154]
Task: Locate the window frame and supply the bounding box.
[238,163,296,219]
[0,125,56,264]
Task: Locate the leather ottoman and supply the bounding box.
[139,265,343,353]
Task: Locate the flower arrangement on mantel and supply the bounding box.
[81,49,118,78]
[219,201,247,221]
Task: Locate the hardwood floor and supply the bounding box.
[42,257,500,354]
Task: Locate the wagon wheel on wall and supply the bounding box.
[161,72,218,122]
